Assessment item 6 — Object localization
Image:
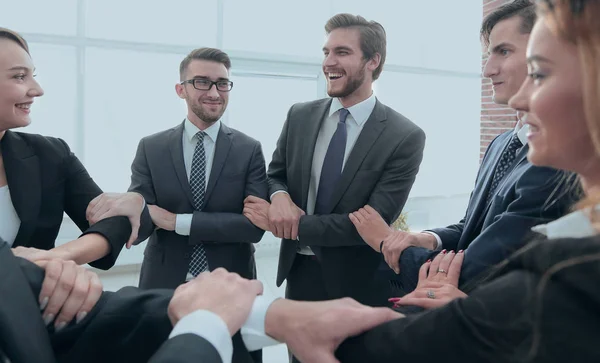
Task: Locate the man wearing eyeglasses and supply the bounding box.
[127,47,267,363]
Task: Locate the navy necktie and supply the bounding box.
[486,133,523,204]
[188,131,209,277]
[315,108,349,214]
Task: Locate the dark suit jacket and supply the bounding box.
[129,121,268,289]
[149,334,222,363]
[337,235,600,363]
[0,241,251,363]
[392,130,574,291]
[268,98,426,306]
[0,131,153,270]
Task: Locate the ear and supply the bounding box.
[367,53,381,73]
[175,83,186,99]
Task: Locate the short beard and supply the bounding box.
[327,62,367,98]
[190,102,224,124]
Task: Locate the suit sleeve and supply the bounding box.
[426,135,503,251]
[297,127,426,247]
[457,166,568,285]
[128,138,158,244]
[189,142,268,244]
[148,334,223,363]
[57,138,132,270]
[266,105,294,196]
[336,269,585,363]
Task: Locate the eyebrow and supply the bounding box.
[527,55,553,64]
[191,76,230,81]
[322,46,353,53]
[489,42,513,54]
[7,66,34,72]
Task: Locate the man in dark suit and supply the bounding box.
[244,13,426,310]
[128,47,267,289]
[128,47,266,363]
[351,0,574,293]
[0,238,265,363]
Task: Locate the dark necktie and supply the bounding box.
[188,131,209,277]
[486,133,523,204]
[315,108,349,214]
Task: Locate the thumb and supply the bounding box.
[127,218,140,249]
[346,307,402,336]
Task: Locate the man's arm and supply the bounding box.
[267,105,293,196]
[148,334,223,363]
[297,128,425,247]
[188,142,268,244]
[457,166,571,285]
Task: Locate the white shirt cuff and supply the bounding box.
[269,190,288,201]
[175,214,193,236]
[421,231,443,250]
[169,310,233,363]
[241,296,282,351]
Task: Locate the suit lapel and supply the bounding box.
[0,243,57,363]
[473,135,529,229]
[300,99,331,209]
[203,123,232,208]
[168,122,195,207]
[1,131,41,247]
[326,100,387,213]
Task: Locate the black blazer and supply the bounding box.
[394,131,573,289]
[129,122,268,289]
[337,235,600,362]
[0,241,253,363]
[0,131,153,270]
[268,98,426,306]
[148,334,222,363]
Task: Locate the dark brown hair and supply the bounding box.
[325,13,386,80]
[481,0,537,46]
[179,47,231,80]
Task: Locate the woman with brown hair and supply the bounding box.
[0,27,151,329]
[329,0,600,361]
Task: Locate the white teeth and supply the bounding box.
[328,72,343,79]
[16,104,31,109]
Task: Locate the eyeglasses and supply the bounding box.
[181,78,233,92]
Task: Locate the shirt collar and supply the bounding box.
[328,92,377,127]
[514,122,529,146]
[184,118,221,143]
[531,205,599,239]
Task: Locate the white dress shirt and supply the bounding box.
[531,204,599,239]
[0,185,20,246]
[424,123,530,250]
[296,93,377,255]
[175,118,221,236]
[170,295,280,362]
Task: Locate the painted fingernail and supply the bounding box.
[441,249,447,254]
[55,321,67,332]
[426,259,432,263]
[43,314,55,326]
[388,297,401,302]
[40,297,49,311]
[458,250,464,253]
[76,312,87,324]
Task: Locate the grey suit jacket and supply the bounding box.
[129,121,268,289]
[268,97,426,306]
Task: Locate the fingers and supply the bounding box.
[417,259,431,285]
[348,212,360,226]
[42,260,77,326]
[39,259,63,311]
[436,251,455,278]
[363,205,379,216]
[126,216,141,249]
[76,272,103,323]
[54,266,89,330]
[291,220,299,241]
[393,297,442,310]
[243,195,262,204]
[446,250,464,286]
[86,194,101,221]
[428,250,445,279]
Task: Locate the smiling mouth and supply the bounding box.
[16,103,32,110]
[327,72,344,80]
